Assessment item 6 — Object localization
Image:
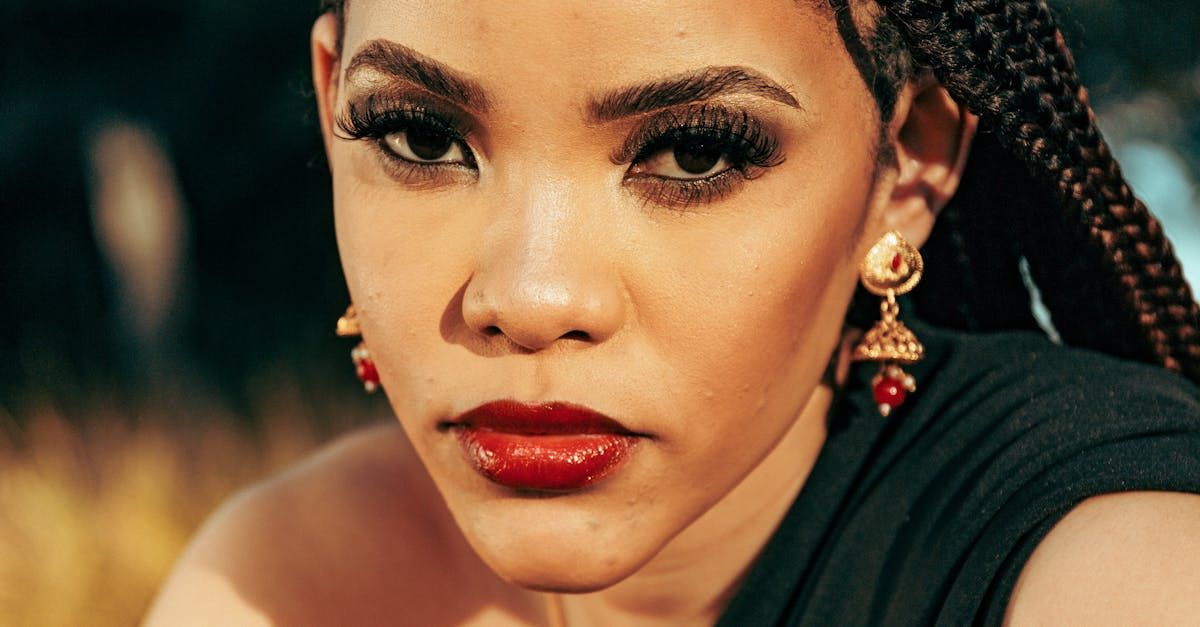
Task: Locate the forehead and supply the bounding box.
[341,1,849,110]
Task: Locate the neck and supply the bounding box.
[549,377,836,626]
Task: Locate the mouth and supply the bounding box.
[442,400,644,492]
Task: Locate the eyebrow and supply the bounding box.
[586,67,801,122]
[345,40,492,112]
[343,40,800,122]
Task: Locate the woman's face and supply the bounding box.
[315,0,890,590]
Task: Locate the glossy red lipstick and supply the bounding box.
[448,401,639,491]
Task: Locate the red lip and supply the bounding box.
[447,400,640,491]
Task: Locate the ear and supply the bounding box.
[878,73,978,248]
[311,12,341,163]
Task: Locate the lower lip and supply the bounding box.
[454,428,637,491]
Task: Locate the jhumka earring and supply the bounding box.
[851,231,924,416]
[336,304,381,393]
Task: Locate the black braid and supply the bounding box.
[841,0,1200,381]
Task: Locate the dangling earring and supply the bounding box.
[336,304,380,393]
[851,231,925,416]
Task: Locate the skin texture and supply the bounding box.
[323,0,942,601]
[146,2,1200,625]
[1004,491,1200,626]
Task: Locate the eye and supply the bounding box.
[617,108,786,208]
[635,138,733,180]
[333,95,479,178]
[381,125,469,164]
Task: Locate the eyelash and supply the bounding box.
[615,104,786,208]
[334,98,784,207]
[334,94,478,183]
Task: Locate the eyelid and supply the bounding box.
[335,89,485,178]
[335,90,479,142]
[609,102,775,166]
[614,102,786,209]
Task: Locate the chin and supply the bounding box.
[449,491,673,593]
[507,570,632,594]
[481,542,651,593]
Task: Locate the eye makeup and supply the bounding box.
[615,102,786,209]
[333,93,786,208]
[335,91,479,185]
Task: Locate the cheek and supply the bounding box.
[332,156,479,404]
[625,166,871,476]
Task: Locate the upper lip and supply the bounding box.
[444,400,640,436]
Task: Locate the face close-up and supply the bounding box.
[312,0,907,593]
[17,0,1200,624]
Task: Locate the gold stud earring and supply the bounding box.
[336,304,380,393]
[851,231,924,416]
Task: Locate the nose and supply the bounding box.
[461,180,625,353]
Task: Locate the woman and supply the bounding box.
[146,1,1200,624]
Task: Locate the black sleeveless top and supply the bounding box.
[716,320,1200,626]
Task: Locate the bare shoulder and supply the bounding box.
[1004,491,1200,625]
[144,421,536,626]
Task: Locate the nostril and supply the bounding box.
[483,325,503,336]
[561,330,591,342]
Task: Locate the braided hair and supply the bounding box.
[831,0,1200,382]
[317,0,1200,382]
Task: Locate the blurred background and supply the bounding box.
[0,1,1197,625]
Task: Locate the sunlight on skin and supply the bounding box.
[142,571,273,627]
[306,1,971,623]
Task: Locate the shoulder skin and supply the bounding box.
[142,421,542,627]
[1004,490,1200,625]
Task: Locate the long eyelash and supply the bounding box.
[334,93,478,175]
[335,93,474,141]
[615,103,785,208]
[613,103,785,170]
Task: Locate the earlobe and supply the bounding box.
[311,13,342,161]
[881,74,979,245]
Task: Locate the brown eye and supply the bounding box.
[382,126,467,164]
[636,139,732,180]
[407,126,453,160]
[673,139,723,175]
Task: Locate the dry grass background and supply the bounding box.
[0,380,378,627]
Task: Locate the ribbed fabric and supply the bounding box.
[716,319,1200,626]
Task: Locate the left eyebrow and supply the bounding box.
[586,66,801,123]
[345,39,492,113]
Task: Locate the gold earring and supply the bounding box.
[336,304,380,393]
[851,231,924,416]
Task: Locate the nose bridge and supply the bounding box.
[463,167,624,351]
[496,178,581,315]
[512,169,577,271]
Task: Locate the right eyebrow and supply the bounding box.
[345,40,492,113]
[586,66,801,123]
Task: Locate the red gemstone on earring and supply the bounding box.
[873,376,907,408]
[891,252,902,272]
[356,359,380,386]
